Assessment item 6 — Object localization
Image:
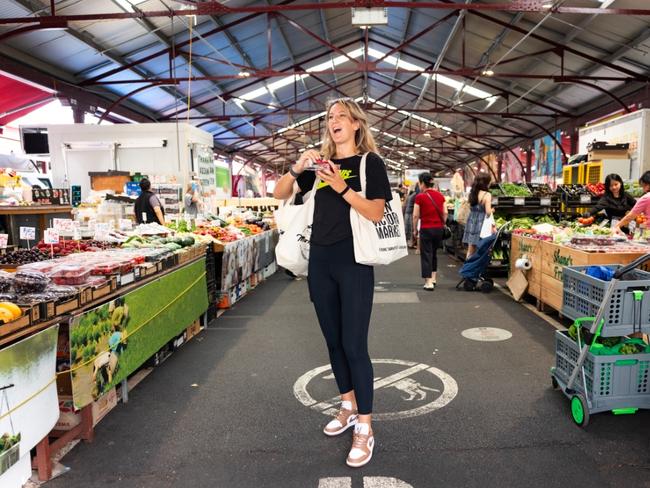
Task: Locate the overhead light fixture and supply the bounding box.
[481,69,495,77]
[542,3,553,8]
[425,132,432,137]
[400,159,405,163]
[351,7,388,28]
[238,71,251,78]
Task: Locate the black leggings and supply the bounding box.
[308,238,374,414]
[419,227,444,278]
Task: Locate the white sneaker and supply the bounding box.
[323,408,358,436]
[346,423,374,467]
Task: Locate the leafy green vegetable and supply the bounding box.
[501,183,531,197]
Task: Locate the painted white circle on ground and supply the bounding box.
[461,327,512,342]
[293,359,458,421]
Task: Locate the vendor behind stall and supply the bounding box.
[184,182,199,218]
[134,178,165,225]
[615,171,650,234]
[587,173,636,222]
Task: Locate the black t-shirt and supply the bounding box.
[296,152,392,246]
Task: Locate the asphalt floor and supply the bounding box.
[47,251,650,488]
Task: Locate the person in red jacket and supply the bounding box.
[413,173,447,290]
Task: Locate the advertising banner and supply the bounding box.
[535,130,562,183]
[69,259,208,408]
[0,326,59,488]
[502,149,526,183]
[220,231,278,291]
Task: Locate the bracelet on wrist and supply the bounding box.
[339,186,351,197]
[288,167,301,179]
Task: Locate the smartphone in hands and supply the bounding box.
[303,158,332,172]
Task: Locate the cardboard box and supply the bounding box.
[588,149,629,161]
[55,389,118,431]
[185,320,201,340]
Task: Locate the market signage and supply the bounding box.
[0,326,59,488]
[195,145,215,190]
[68,260,208,409]
[19,227,35,241]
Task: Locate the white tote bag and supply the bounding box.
[479,213,496,239]
[350,153,409,266]
[274,177,319,276]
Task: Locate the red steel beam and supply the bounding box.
[1,2,648,25]
[160,39,360,120]
[82,69,648,85]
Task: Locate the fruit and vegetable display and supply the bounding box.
[500,183,532,197]
[624,181,644,198]
[558,184,592,200]
[585,182,605,197]
[567,323,650,355]
[13,270,49,295]
[0,249,49,266]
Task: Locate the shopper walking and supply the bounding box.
[412,173,447,290]
[462,173,493,259]
[273,98,391,468]
[134,178,165,226]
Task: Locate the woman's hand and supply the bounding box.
[294,149,322,174]
[317,161,347,194]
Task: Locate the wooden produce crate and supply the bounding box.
[55,296,80,316]
[509,235,542,299]
[538,241,646,313]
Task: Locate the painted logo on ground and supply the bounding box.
[294,359,458,421]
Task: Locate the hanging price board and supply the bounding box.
[580,194,591,204]
[44,228,59,245]
[514,197,525,206]
[73,228,82,241]
[540,197,551,206]
[20,227,36,240]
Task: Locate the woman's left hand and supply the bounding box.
[316,162,347,194]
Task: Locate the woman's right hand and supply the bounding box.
[294,149,322,174]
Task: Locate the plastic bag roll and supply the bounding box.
[515,258,532,270]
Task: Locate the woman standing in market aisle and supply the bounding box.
[614,171,650,234]
[412,173,447,290]
[586,174,636,223]
[462,173,493,259]
[273,98,392,468]
[404,184,419,248]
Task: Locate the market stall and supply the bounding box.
[509,227,649,313]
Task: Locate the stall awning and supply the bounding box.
[0,73,53,127]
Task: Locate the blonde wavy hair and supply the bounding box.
[320,98,379,160]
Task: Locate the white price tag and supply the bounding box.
[44,228,59,245]
[20,227,36,240]
[119,219,133,231]
[94,223,110,241]
[0,234,8,249]
[580,194,591,204]
[514,197,525,206]
[53,218,74,233]
[540,197,551,206]
[492,197,499,206]
[73,228,81,241]
[88,219,97,231]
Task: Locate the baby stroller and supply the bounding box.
[456,224,508,292]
